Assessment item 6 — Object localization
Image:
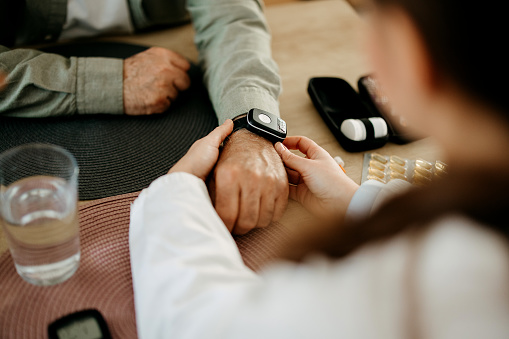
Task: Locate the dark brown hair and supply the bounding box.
[372,0,509,117]
[285,0,509,260]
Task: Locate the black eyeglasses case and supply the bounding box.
[307,76,413,152]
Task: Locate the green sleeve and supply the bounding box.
[0,46,124,117]
[187,0,282,123]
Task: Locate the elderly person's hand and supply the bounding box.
[0,72,6,91]
[211,130,289,235]
[123,47,191,115]
[169,120,233,181]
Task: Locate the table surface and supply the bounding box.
[0,0,442,255]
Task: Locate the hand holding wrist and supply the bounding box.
[168,120,233,181]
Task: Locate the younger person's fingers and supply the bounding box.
[282,136,329,160]
[275,142,310,173]
[204,120,233,147]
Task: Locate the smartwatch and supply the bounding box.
[232,108,287,143]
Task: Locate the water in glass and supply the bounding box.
[1,175,80,286]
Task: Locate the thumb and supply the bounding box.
[275,142,310,173]
[205,119,234,148]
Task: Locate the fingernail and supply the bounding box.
[275,142,287,154]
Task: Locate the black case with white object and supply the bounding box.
[307,76,411,152]
[357,76,413,144]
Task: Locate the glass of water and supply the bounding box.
[0,143,80,286]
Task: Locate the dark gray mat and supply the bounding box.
[0,42,218,200]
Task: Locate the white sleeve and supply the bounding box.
[129,172,395,339]
[346,179,412,221]
[129,173,509,339]
[129,172,261,339]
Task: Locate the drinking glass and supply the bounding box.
[0,143,80,286]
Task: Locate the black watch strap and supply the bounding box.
[232,113,248,134]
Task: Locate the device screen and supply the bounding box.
[56,318,102,339]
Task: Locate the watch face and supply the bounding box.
[258,113,272,124]
[247,108,287,142]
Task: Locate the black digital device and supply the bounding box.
[48,309,112,339]
[232,108,287,143]
[307,76,415,152]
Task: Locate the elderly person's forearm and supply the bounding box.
[187,0,282,124]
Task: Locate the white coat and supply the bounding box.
[130,172,509,339]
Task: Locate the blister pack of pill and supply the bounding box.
[361,153,447,186]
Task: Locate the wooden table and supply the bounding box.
[0,0,442,255]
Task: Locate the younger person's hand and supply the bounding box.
[169,120,233,181]
[275,136,359,221]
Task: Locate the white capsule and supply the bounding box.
[340,117,388,141]
[341,119,366,141]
